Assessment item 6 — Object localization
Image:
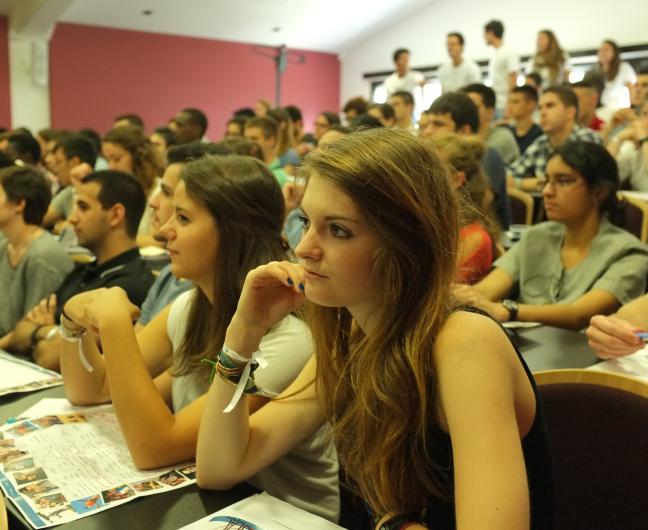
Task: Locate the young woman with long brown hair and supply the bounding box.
[196,129,553,529]
[527,29,570,88]
[59,155,339,521]
[593,39,637,110]
[102,126,163,242]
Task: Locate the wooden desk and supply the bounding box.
[0,386,256,530]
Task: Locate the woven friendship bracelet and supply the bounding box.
[202,345,268,413]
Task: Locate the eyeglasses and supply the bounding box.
[537,175,582,191]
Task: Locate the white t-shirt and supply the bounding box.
[601,62,637,110]
[166,289,340,522]
[525,53,572,89]
[384,70,425,95]
[488,45,520,111]
[438,59,482,93]
[617,140,648,191]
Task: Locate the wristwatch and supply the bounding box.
[501,299,519,322]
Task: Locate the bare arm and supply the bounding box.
[473,268,515,301]
[61,295,174,406]
[436,312,532,530]
[12,318,40,354]
[197,354,321,489]
[42,206,63,230]
[196,261,322,490]
[64,288,208,470]
[60,332,110,403]
[617,292,648,326]
[513,290,619,330]
[461,288,619,331]
[0,332,12,351]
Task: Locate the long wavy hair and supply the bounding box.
[533,29,567,85]
[173,155,289,376]
[301,129,461,515]
[103,126,163,195]
[598,39,621,81]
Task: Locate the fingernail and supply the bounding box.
[298,283,305,291]
[287,278,294,285]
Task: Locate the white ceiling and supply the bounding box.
[0,0,435,54]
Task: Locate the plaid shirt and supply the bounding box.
[508,126,602,180]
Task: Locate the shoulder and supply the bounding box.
[491,126,516,141]
[166,289,198,341]
[384,73,397,84]
[169,289,197,317]
[575,126,602,143]
[598,219,646,250]
[261,314,312,358]
[30,232,69,258]
[620,62,636,75]
[434,311,517,382]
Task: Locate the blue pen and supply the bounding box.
[633,331,648,343]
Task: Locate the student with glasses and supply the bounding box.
[455,141,648,330]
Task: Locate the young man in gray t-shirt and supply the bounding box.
[0,166,73,349]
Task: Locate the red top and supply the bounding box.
[457,223,494,284]
[589,115,605,131]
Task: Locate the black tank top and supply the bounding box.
[421,306,554,529]
[338,306,554,529]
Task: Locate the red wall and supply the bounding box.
[49,23,340,138]
[0,16,12,128]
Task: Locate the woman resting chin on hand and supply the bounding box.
[196,129,554,530]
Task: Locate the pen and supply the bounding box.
[633,331,648,343]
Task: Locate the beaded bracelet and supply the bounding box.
[202,346,268,413]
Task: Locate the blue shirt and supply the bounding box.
[138,264,192,325]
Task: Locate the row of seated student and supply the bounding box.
[49,128,554,529]
[2,103,648,529]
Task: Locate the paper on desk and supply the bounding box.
[586,345,648,382]
[0,400,195,528]
[19,398,88,419]
[0,352,62,397]
[179,492,344,530]
[502,321,542,329]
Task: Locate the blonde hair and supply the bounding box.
[301,129,460,514]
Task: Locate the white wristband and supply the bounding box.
[221,345,268,414]
[59,326,93,373]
